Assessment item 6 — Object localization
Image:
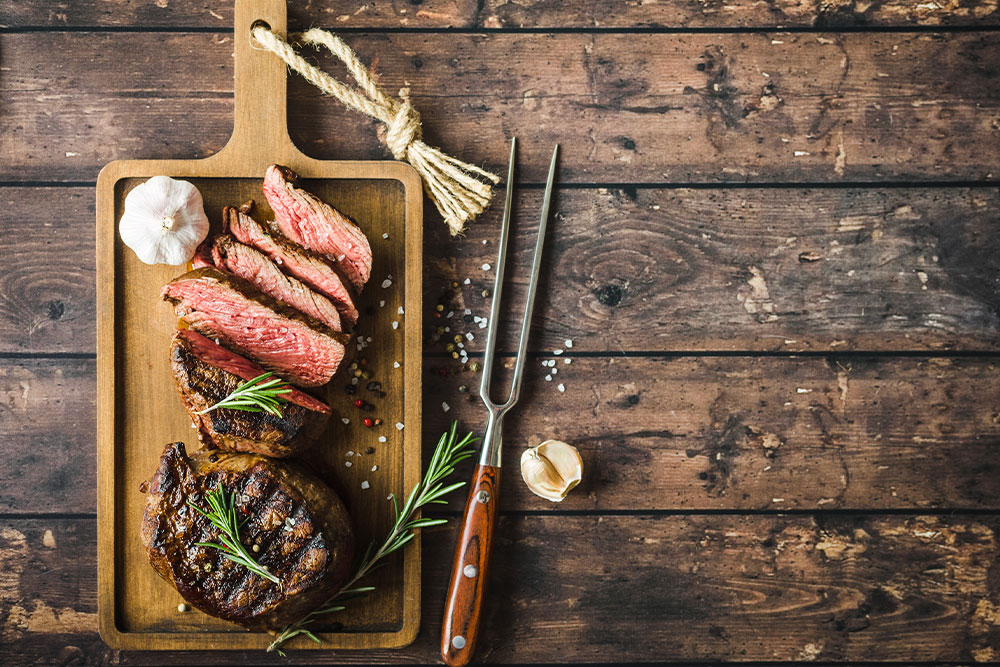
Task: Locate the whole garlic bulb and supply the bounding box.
[520,440,583,502]
[119,176,209,265]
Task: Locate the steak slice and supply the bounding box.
[211,234,343,332]
[141,441,354,631]
[263,165,373,289]
[225,204,359,328]
[162,267,348,387]
[171,329,330,458]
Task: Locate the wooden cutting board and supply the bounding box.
[95,0,423,651]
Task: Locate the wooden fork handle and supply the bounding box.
[440,464,501,667]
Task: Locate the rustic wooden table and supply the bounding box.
[3,1,1000,664]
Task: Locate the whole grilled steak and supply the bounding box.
[162,267,348,387]
[141,441,354,631]
[171,329,330,458]
[211,234,344,332]
[225,204,359,327]
[263,165,373,289]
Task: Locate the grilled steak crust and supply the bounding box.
[225,204,359,327]
[263,165,373,289]
[171,329,330,458]
[141,442,354,631]
[162,267,349,387]
[211,234,344,332]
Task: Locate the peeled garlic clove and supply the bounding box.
[520,440,583,502]
[119,175,209,265]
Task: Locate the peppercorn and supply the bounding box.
[458,384,468,393]
[464,314,473,322]
[452,351,459,359]
[482,289,491,298]
[354,399,364,408]
[436,326,446,335]
[359,358,368,367]
[361,370,371,380]
[363,417,374,428]
[433,312,441,318]
[469,362,481,372]
[446,343,455,352]
[453,334,463,343]
[436,304,445,312]
[366,447,376,455]
[345,384,356,395]
[350,362,358,370]
[353,369,362,378]
[374,418,383,426]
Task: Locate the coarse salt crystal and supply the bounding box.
[392,321,399,330]
[361,481,370,489]
[465,332,474,341]
[398,306,404,315]
[445,326,450,332]
[465,308,472,315]
[379,300,386,307]
[482,239,488,245]
[346,451,354,457]
[382,233,389,239]
[381,278,392,288]
[479,319,488,329]
[447,311,454,318]
[393,361,400,368]
[366,336,373,343]
[482,263,491,271]
[351,377,359,385]
[545,374,552,381]
[463,278,471,285]
[565,339,573,348]
[378,436,387,443]
[342,417,350,424]
[442,401,451,413]
[558,383,565,393]
[553,349,563,355]
[396,422,405,430]
[371,465,378,472]
[345,461,353,468]
[473,316,482,324]
[551,367,558,375]
[564,358,571,364]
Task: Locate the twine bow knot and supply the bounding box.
[252,26,499,236]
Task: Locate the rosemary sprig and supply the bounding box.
[198,372,292,417]
[267,421,477,654]
[187,485,281,585]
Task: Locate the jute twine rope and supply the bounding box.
[252,26,499,236]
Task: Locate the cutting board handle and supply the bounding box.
[210,0,306,169]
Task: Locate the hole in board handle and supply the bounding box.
[249,19,272,50]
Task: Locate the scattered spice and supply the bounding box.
[178,603,189,612]
[354,399,364,408]
[361,481,370,490]
[363,417,374,428]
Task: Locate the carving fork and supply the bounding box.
[440,138,560,666]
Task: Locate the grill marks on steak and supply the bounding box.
[263,165,373,289]
[210,234,344,332]
[225,205,360,328]
[163,268,348,387]
[171,330,330,458]
[141,442,354,631]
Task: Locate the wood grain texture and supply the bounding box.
[4,515,999,663]
[6,355,1000,514]
[5,186,1000,354]
[4,0,999,29]
[4,32,1000,184]
[440,464,500,666]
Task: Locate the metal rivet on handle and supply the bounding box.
[452,635,467,649]
[476,490,490,504]
[463,564,478,578]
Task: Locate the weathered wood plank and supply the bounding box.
[0,188,96,354]
[4,0,999,29]
[3,515,998,663]
[4,32,1000,183]
[0,358,96,514]
[5,355,1000,513]
[6,186,998,355]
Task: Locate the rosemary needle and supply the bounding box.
[198,372,292,417]
[187,485,281,586]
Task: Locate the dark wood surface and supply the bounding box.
[2,0,1000,664]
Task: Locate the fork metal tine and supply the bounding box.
[479,137,517,409]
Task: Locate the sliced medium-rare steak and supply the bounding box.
[210,234,343,332]
[171,329,330,458]
[162,267,348,387]
[263,165,373,290]
[141,441,354,631]
[225,204,359,328]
